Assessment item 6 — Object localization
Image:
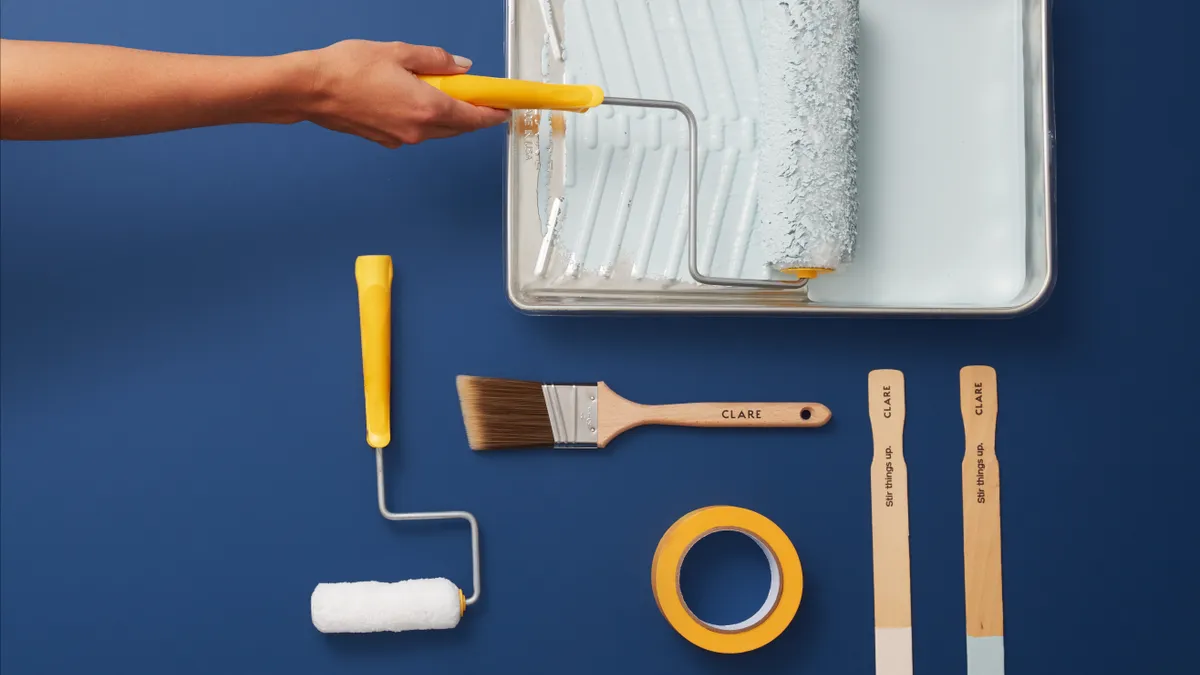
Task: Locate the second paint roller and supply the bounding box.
[420,0,860,286]
[310,256,481,634]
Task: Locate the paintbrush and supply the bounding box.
[455,376,831,450]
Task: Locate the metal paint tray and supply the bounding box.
[503,0,1056,316]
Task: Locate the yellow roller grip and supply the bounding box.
[418,74,605,113]
[355,255,392,450]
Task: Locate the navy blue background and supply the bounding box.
[2,1,1196,673]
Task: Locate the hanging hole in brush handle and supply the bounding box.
[355,255,392,450]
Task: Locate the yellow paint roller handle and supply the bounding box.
[355,255,392,449]
[418,74,605,112]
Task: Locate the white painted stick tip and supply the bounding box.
[874,627,913,675]
[311,578,461,633]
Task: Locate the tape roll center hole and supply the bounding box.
[678,529,780,632]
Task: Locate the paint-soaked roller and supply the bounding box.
[310,255,480,634]
[757,0,860,281]
[419,0,860,289]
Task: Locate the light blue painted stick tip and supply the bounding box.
[967,636,1005,675]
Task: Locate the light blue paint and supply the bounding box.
[967,636,1005,675]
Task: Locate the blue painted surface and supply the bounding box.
[2,1,1197,673]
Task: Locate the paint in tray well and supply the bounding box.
[525,0,1030,307]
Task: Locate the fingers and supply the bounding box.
[408,81,509,132]
[369,106,505,148]
[438,100,511,131]
[394,42,508,131]
[425,113,509,139]
[388,100,507,146]
[395,43,473,75]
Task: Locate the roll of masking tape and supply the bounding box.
[651,505,803,654]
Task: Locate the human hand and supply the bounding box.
[300,39,509,148]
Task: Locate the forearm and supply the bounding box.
[0,39,316,140]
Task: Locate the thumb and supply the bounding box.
[396,43,473,74]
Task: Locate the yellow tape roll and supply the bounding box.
[651,506,803,654]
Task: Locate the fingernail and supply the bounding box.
[453,55,472,68]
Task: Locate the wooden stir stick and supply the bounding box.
[960,365,1005,675]
[868,369,912,675]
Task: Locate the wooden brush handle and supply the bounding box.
[636,401,831,428]
[868,369,911,630]
[960,365,1004,638]
[594,384,832,447]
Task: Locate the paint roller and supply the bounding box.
[756,0,860,280]
[420,0,860,288]
[310,255,481,634]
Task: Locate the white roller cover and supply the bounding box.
[311,578,462,633]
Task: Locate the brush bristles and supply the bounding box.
[455,376,555,450]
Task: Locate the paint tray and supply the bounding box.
[503,0,1056,316]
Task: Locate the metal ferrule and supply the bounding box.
[542,384,599,448]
